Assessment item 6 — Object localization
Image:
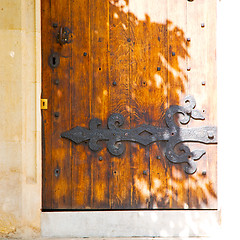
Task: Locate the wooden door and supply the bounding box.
[42,0,217,210]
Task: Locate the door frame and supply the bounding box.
[38,0,220,237]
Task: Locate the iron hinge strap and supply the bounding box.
[61,95,217,174]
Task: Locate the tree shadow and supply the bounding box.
[108,0,217,209]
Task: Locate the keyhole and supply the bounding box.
[49,52,60,69]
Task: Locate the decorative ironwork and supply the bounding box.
[61,95,217,174]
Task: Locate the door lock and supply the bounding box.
[57,26,72,45]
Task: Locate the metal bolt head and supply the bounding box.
[54,168,60,177]
[52,23,58,28]
[207,131,214,139]
[54,79,59,85]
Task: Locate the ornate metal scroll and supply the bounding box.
[61,95,217,174]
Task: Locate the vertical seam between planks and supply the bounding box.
[186,0,190,209]
[128,2,133,208]
[49,0,53,210]
[89,0,93,208]
[107,0,111,208]
[70,0,73,209]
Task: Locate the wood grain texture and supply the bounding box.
[71,0,91,209]
[167,0,188,209]
[90,0,110,209]
[108,2,132,209]
[42,0,217,210]
[42,0,52,209]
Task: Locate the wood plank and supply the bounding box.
[167,0,189,209]
[41,0,53,209]
[187,0,217,209]
[89,0,110,209]
[50,0,72,209]
[108,1,132,209]
[146,0,170,209]
[70,0,92,209]
[129,0,151,208]
[205,0,217,209]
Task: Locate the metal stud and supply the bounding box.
[202,170,207,176]
[201,23,205,28]
[143,170,147,175]
[54,112,60,118]
[207,131,214,139]
[54,79,59,85]
[157,67,161,71]
[52,23,58,28]
[157,156,161,160]
[201,81,206,86]
[187,67,191,71]
[187,37,191,42]
[83,52,87,56]
[172,52,176,56]
[127,38,131,42]
[99,156,103,161]
[54,168,60,177]
[113,81,117,86]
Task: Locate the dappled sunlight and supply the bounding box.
[132,162,217,208]
[134,175,150,198]
[109,0,188,122]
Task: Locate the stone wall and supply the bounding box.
[0,0,41,237]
